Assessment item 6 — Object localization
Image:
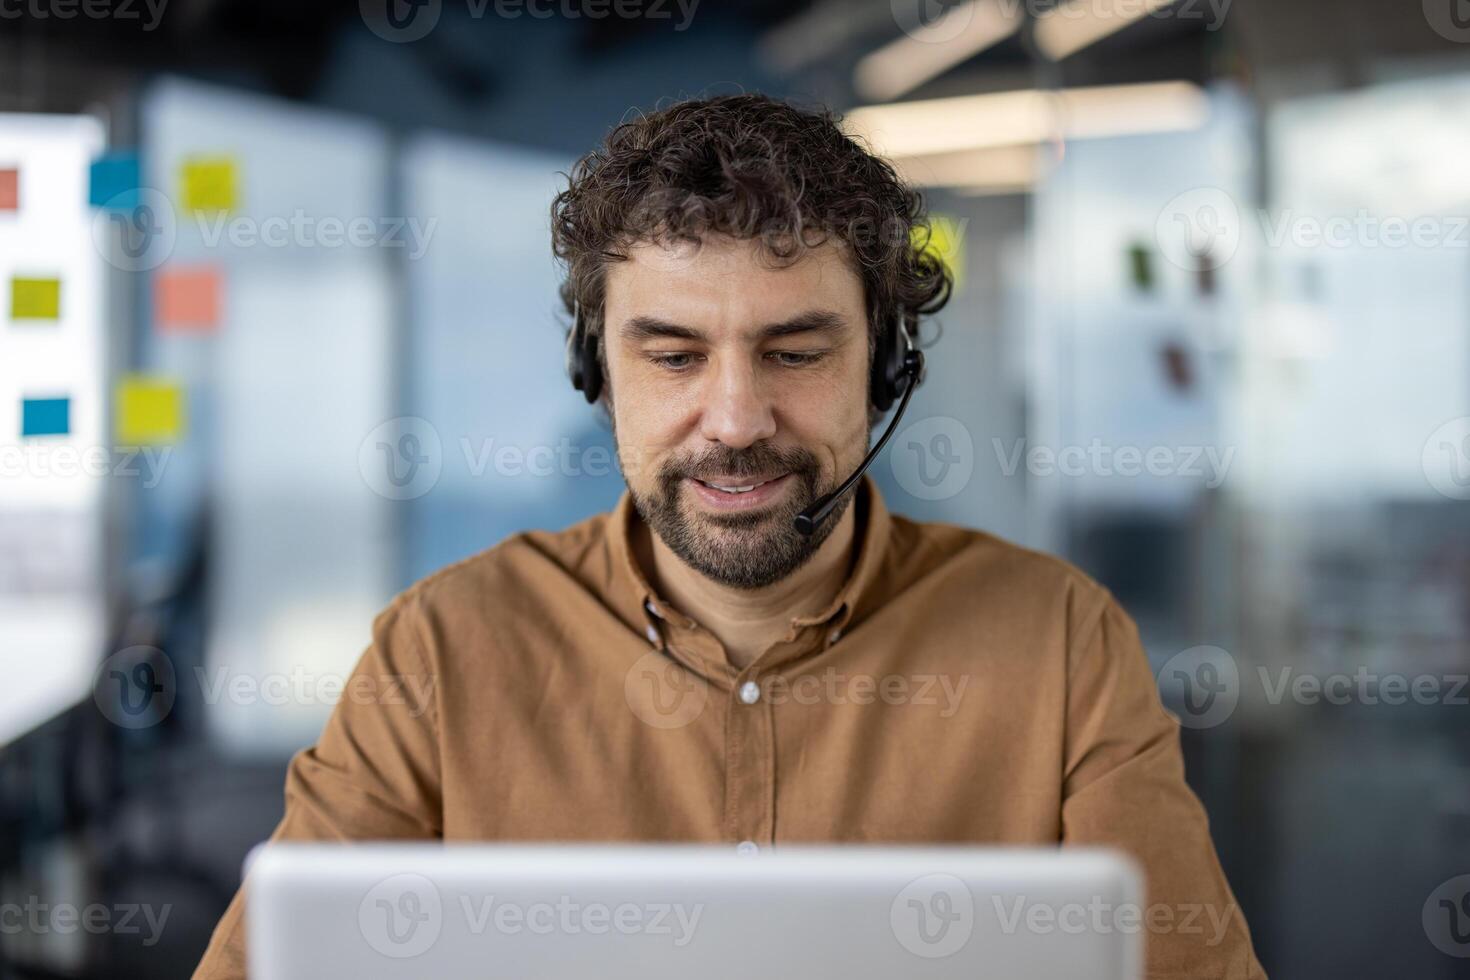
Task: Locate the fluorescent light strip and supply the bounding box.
[854,0,1024,102]
[1034,0,1180,61]
[844,80,1209,159]
[890,145,1040,193]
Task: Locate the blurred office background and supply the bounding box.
[2,0,1468,976]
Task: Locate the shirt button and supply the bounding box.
[644,624,660,645]
[738,680,761,705]
[644,600,662,619]
[736,840,759,857]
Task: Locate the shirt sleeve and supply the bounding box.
[191,594,443,980]
[1061,593,1267,980]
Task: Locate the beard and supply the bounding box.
[621,440,854,590]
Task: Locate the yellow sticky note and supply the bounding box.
[180,156,238,214]
[912,214,966,295]
[11,277,61,320]
[116,376,185,445]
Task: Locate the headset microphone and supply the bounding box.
[793,328,924,537]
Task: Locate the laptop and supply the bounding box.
[246,843,1142,979]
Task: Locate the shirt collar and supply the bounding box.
[605,473,893,642]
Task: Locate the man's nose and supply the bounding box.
[698,355,777,449]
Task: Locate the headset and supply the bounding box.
[567,298,925,536]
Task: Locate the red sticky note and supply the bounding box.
[155,265,221,332]
[0,168,17,211]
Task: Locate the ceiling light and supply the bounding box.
[844,80,1210,158]
[854,0,1024,102]
[1034,0,1180,61]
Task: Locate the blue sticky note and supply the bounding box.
[89,152,141,210]
[21,397,70,437]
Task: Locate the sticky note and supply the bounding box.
[1128,242,1154,292]
[89,152,141,210]
[155,265,221,332]
[0,168,16,211]
[21,397,70,437]
[11,277,61,320]
[180,156,238,213]
[912,214,966,295]
[116,377,185,445]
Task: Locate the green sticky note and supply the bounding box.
[11,277,60,320]
[1128,242,1154,292]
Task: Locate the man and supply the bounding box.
[194,93,1266,978]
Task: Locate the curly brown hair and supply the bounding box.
[550,92,952,412]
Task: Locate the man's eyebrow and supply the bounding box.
[620,309,848,342]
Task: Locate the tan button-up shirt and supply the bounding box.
[194,475,1266,979]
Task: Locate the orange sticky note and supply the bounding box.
[0,168,16,211]
[155,266,221,332]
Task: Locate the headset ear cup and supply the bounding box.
[579,327,603,404]
[870,315,912,413]
[567,302,605,404]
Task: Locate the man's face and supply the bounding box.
[602,233,871,589]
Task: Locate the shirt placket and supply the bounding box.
[642,597,853,854]
[723,661,776,851]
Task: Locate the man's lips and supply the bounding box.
[691,474,785,491]
[684,472,794,511]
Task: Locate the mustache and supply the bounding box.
[659,445,820,482]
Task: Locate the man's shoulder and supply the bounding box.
[885,511,1115,622]
[373,508,620,630]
